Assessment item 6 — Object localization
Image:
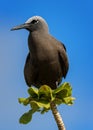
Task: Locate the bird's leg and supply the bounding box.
[56,81,59,87]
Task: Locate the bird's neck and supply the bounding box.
[28,31,48,54]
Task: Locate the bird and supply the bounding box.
[11,16,69,89]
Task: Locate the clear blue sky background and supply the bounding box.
[0,0,93,130]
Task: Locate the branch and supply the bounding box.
[18,82,75,129]
[50,101,66,130]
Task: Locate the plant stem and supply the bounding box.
[50,101,66,130]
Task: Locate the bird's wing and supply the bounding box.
[57,42,69,78]
[24,52,39,87]
[61,42,66,51]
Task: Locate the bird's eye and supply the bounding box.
[31,20,38,24]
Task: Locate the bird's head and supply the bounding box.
[11,16,49,33]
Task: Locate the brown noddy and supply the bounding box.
[11,16,69,89]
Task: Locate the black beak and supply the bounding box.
[11,23,30,31]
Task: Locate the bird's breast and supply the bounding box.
[28,32,57,61]
[28,32,62,74]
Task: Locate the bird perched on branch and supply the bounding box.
[11,16,69,89]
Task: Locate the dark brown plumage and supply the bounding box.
[11,16,69,89]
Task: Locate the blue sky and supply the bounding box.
[0,0,93,130]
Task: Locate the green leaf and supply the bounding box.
[53,98,63,105]
[53,82,71,94]
[53,84,65,94]
[18,98,30,106]
[61,82,72,97]
[41,107,50,114]
[30,100,50,109]
[52,82,75,105]
[18,98,26,104]
[63,97,75,105]
[28,87,38,98]
[18,82,75,124]
[30,101,40,111]
[19,110,33,124]
[53,82,72,99]
[38,85,53,101]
